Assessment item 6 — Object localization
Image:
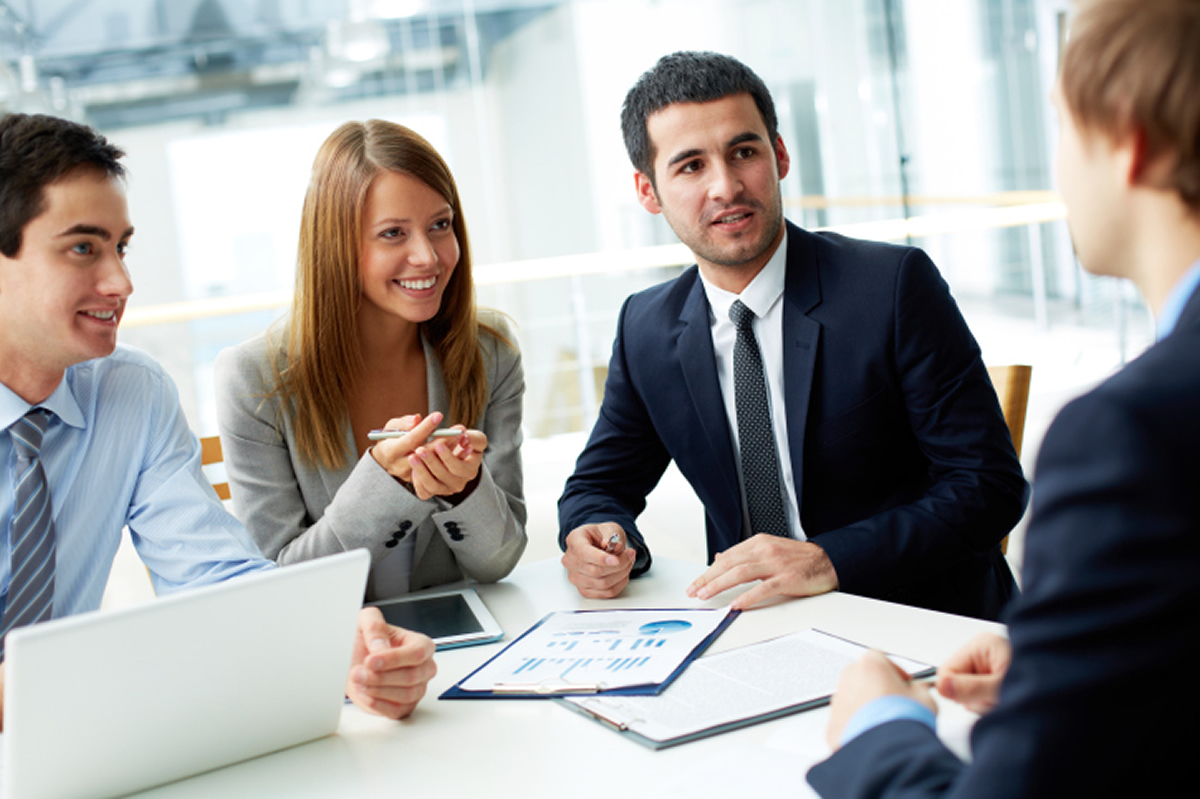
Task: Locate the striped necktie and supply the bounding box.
[729,300,789,538]
[2,408,57,659]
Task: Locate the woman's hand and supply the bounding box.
[407,424,487,501]
[368,412,488,501]
[368,412,441,484]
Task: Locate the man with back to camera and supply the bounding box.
[557,51,1028,620]
[0,112,436,727]
[808,0,1200,794]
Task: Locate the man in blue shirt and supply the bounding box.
[0,112,436,726]
[809,0,1200,795]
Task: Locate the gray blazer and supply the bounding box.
[213,314,526,599]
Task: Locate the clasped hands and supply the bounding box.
[562,527,838,611]
[369,411,487,500]
[824,631,1012,750]
[346,607,437,720]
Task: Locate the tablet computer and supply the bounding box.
[368,587,504,650]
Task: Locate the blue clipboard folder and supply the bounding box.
[440,607,739,699]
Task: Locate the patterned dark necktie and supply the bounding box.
[2,408,57,659]
[729,300,789,538]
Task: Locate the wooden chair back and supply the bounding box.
[986,365,1032,555]
[200,435,232,501]
[986,364,1033,457]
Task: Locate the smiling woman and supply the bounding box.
[213,120,527,600]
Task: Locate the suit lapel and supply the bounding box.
[781,224,822,513]
[677,275,741,513]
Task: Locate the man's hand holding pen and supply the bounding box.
[562,522,637,599]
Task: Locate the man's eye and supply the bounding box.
[680,161,701,174]
[72,242,93,255]
[734,147,756,159]
[117,242,130,257]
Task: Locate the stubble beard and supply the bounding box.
[686,193,785,272]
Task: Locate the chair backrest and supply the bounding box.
[200,435,232,501]
[986,364,1032,458]
[986,364,1032,557]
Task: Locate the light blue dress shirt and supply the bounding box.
[1156,258,1200,340]
[1,345,272,623]
[839,693,937,746]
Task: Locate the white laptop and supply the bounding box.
[2,548,371,799]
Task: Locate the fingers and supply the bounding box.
[408,438,483,499]
[936,672,1004,714]
[826,650,932,750]
[371,413,443,478]
[561,524,636,598]
[348,612,438,720]
[685,536,837,609]
[449,426,487,455]
[942,632,1012,676]
[935,632,1010,712]
[687,539,753,599]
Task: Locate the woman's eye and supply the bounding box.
[381,227,403,239]
[432,219,452,232]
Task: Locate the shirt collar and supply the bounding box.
[699,228,789,322]
[1156,257,1200,340]
[0,365,87,432]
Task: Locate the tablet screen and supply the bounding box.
[375,593,484,640]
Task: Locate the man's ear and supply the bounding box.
[1123,124,1179,191]
[774,135,791,181]
[634,171,662,215]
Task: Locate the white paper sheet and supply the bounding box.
[564,628,931,744]
[458,608,736,693]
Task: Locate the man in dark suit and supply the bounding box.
[808,0,1200,794]
[557,51,1027,620]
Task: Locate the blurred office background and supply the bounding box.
[0,0,1152,581]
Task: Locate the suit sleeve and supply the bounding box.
[557,296,673,574]
[808,386,1198,798]
[815,249,1028,595]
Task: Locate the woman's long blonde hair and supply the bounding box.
[275,119,500,469]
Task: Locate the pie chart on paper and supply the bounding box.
[637,620,694,635]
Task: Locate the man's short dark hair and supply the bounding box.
[620,51,779,184]
[0,113,126,258]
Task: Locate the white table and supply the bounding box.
[135,558,1001,798]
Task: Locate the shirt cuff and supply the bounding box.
[840,695,936,746]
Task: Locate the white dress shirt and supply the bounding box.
[698,230,805,540]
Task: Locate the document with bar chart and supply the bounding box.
[440,608,739,699]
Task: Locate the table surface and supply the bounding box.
[133,557,1000,798]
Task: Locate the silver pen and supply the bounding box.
[367,428,464,442]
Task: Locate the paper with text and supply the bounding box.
[458,608,736,693]
[565,628,931,745]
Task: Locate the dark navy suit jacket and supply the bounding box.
[807,285,1200,797]
[559,223,1028,620]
